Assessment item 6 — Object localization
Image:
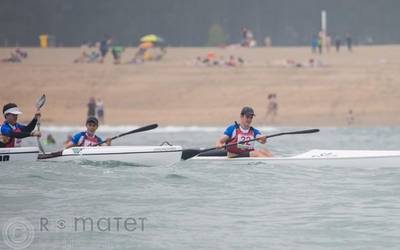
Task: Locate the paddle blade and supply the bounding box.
[37,151,63,160]
[181,149,202,160]
[36,94,46,109]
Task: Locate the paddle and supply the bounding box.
[35,94,46,154]
[93,123,158,146]
[38,123,158,159]
[181,128,320,160]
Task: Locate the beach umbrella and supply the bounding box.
[140,34,164,43]
[139,42,154,49]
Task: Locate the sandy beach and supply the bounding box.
[1,46,400,127]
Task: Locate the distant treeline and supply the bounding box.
[1,0,400,47]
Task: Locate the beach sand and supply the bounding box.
[1,46,399,127]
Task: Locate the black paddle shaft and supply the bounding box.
[94,124,158,146]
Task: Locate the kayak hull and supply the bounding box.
[39,146,183,166]
[0,147,39,164]
[192,149,400,167]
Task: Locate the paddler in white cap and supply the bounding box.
[0,103,41,148]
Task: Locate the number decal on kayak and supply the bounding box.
[311,152,337,158]
[0,155,10,161]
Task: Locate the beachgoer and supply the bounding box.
[96,98,104,124]
[99,36,112,63]
[64,117,111,148]
[265,94,278,122]
[216,107,272,158]
[0,103,41,148]
[44,134,56,145]
[335,36,341,52]
[74,41,90,63]
[346,33,352,52]
[311,36,318,53]
[111,46,124,64]
[347,109,355,125]
[87,97,96,118]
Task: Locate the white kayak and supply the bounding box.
[0,147,39,164]
[191,149,400,167]
[38,146,183,167]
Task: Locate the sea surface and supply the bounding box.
[1,126,400,250]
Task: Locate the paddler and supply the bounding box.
[64,117,111,148]
[0,103,42,148]
[216,106,272,158]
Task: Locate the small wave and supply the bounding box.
[165,174,188,179]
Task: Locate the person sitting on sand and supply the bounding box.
[216,107,272,158]
[74,41,90,63]
[44,134,56,145]
[64,117,111,148]
[87,43,101,63]
[111,46,124,64]
[0,103,41,148]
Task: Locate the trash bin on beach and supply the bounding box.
[39,34,48,48]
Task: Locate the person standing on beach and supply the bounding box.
[347,109,355,125]
[265,94,278,122]
[216,107,272,158]
[99,36,112,63]
[311,36,318,53]
[346,33,352,52]
[335,36,341,52]
[317,32,323,54]
[87,97,96,118]
[0,103,41,148]
[96,98,104,124]
[111,46,124,64]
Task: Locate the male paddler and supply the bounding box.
[0,103,41,148]
[216,106,272,157]
[64,117,111,148]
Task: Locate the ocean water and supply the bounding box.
[1,127,400,250]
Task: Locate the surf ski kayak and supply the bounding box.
[38,146,183,166]
[0,147,40,164]
[190,149,400,167]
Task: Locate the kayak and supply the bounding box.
[191,149,400,167]
[0,147,39,164]
[38,146,183,166]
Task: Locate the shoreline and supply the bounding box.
[1,46,400,127]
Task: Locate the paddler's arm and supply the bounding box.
[23,112,40,133]
[256,135,266,144]
[0,135,5,147]
[1,126,40,139]
[100,138,111,146]
[64,141,76,149]
[216,135,230,148]
[64,133,80,149]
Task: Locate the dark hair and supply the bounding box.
[86,116,99,125]
[3,103,17,114]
